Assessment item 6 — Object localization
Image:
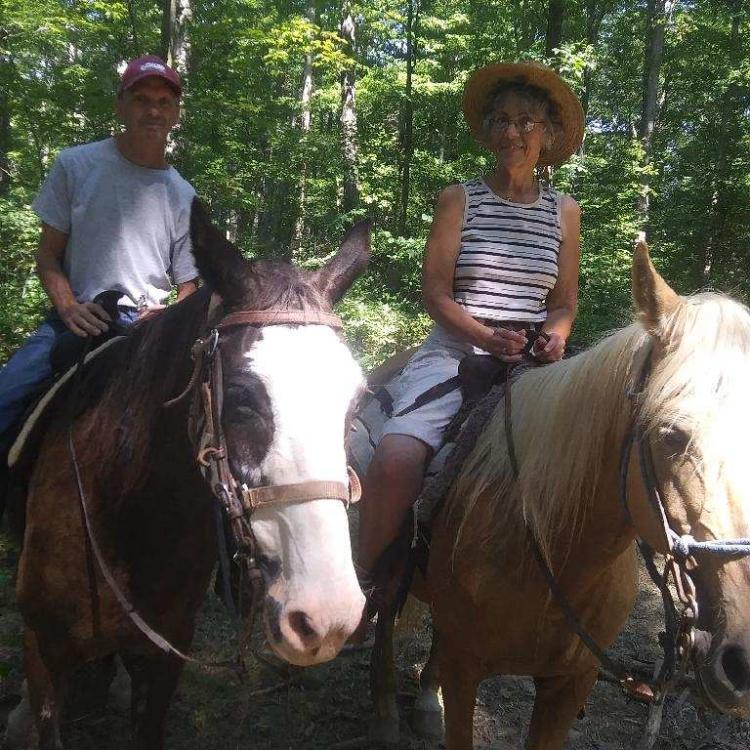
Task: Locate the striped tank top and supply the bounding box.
[453,178,562,323]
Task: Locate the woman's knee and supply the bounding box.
[370,434,430,484]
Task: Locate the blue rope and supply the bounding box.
[669,531,750,561]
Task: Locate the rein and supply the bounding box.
[504,346,750,706]
[68,301,361,671]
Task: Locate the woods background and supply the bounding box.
[0,0,748,367]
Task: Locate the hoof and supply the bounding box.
[108,658,131,714]
[412,706,445,741]
[412,689,444,741]
[3,684,38,750]
[369,714,400,745]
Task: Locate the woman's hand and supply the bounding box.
[532,331,566,362]
[480,326,528,363]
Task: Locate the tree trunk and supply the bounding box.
[544,0,565,61]
[172,0,192,77]
[581,0,608,118]
[160,0,191,158]
[697,0,742,286]
[160,0,191,75]
[0,98,9,198]
[126,0,140,52]
[339,2,360,213]
[637,0,668,232]
[398,0,419,236]
[292,4,316,256]
[299,6,315,133]
[0,33,11,198]
[160,0,175,63]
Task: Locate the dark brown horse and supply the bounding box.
[6,200,370,750]
[369,243,750,748]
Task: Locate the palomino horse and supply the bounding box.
[8,200,369,749]
[370,243,750,748]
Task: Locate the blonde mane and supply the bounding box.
[448,292,750,558]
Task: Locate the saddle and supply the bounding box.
[5,291,131,476]
[351,331,548,508]
[348,329,550,606]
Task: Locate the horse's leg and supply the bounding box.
[23,628,67,750]
[440,649,481,750]
[412,629,444,741]
[369,600,400,745]
[3,680,35,750]
[526,668,598,750]
[121,653,183,750]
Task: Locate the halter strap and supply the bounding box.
[238,468,361,514]
[217,310,343,329]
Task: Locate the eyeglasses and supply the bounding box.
[490,115,545,135]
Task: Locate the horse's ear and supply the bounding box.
[311,220,371,305]
[190,197,249,304]
[632,236,680,333]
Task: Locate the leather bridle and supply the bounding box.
[507,344,750,706]
[186,307,361,624]
[69,300,361,670]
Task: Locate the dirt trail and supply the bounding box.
[2,548,749,749]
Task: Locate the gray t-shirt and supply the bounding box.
[32,137,198,307]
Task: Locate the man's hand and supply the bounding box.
[137,304,167,322]
[59,301,111,338]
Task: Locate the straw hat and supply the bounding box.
[462,61,584,167]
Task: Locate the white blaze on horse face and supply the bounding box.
[244,325,365,664]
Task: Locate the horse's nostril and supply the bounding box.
[721,644,750,692]
[288,611,318,642]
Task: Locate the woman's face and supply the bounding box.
[486,92,547,171]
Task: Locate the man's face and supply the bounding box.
[116,78,180,143]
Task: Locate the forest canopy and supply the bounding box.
[0,0,748,366]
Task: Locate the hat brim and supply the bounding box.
[120,71,182,98]
[463,62,584,167]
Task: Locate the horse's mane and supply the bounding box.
[448,292,750,559]
[83,261,328,498]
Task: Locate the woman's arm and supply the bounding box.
[422,185,527,360]
[533,194,581,362]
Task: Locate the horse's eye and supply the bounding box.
[658,425,690,452]
[225,384,261,414]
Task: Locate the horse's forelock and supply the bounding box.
[242,261,329,314]
[638,293,750,485]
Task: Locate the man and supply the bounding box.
[0,55,198,451]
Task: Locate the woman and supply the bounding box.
[357,61,584,599]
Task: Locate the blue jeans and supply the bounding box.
[0,308,138,452]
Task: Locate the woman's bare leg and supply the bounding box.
[357,433,431,577]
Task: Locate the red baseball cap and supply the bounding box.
[119,55,182,97]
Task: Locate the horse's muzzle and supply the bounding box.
[696,633,750,716]
[263,590,365,667]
